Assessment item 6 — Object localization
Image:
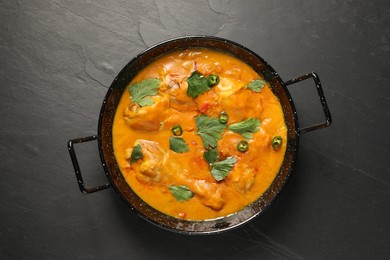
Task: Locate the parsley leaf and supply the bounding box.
[169,137,189,153]
[186,71,211,98]
[210,156,237,181]
[247,79,266,92]
[169,185,194,202]
[129,78,161,107]
[228,118,261,139]
[203,148,219,164]
[130,144,143,165]
[195,115,226,149]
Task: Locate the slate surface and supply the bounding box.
[1,0,389,259]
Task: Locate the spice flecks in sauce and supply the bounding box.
[113,49,287,220]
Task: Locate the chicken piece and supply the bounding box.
[186,180,225,211]
[218,88,263,123]
[134,140,168,183]
[213,77,243,99]
[194,89,218,115]
[160,109,197,131]
[160,73,183,96]
[218,132,244,158]
[123,94,170,131]
[161,73,198,111]
[227,163,256,193]
[131,140,226,211]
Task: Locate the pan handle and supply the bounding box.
[285,72,332,134]
[67,135,110,194]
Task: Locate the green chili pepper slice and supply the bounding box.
[218,112,229,124]
[171,125,183,136]
[237,140,249,152]
[272,136,283,149]
[207,74,220,87]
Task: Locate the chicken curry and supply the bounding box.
[112,49,287,220]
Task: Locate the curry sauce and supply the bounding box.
[112,49,287,220]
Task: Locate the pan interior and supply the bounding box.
[97,36,299,234]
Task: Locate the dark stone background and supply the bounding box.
[1,0,389,259]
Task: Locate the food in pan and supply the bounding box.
[112,48,287,220]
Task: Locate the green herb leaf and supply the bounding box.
[203,148,219,164]
[195,115,226,149]
[169,137,189,153]
[169,185,194,202]
[210,157,237,181]
[129,78,161,107]
[130,144,143,165]
[247,79,266,92]
[186,71,211,98]
[228,118,261,139]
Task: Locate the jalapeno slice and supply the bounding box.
[207,74,220,87]
[218,112,229,124]
[237,140,249,152]
[272,136,283,149]
[171,125,183,136]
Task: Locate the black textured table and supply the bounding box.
[1,1,389,259]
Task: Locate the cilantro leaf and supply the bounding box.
[228,118,261,139]
[203,148,218,164]
[210,157,237,181]
[169,137,189,153]
[169,185,194,202]
[247,79,266,92]
[130,144,143,165]
[195,115,226,149]
[186,71,211,98]
[129,78,161,107]
[137,97,154,107]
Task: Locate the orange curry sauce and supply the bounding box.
[113,49,287,220]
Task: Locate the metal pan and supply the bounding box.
[68,36,331,234]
